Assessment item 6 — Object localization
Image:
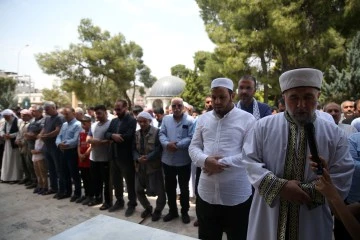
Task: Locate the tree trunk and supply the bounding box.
[260,53,269,103]
[122,89,132,110]
[131,80,136,107]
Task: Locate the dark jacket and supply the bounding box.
[105,113,136,163]
[5,117,19,149]
[133,126,162,174]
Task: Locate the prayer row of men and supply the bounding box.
[0,68,359,240]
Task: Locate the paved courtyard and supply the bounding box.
[0,182,199,240]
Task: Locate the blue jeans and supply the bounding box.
[44,143,64,192]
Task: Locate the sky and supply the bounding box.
[0,0,215,89]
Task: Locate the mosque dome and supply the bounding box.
[148,76,185,97]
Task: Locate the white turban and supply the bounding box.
[279,68,323,93]
[137,111,153,121]
[1,109,16,117]
[211,78,234,91]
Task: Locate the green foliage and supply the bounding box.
[0,77,17,109]
[42,87,71,107]
[195,0,360,101]
[322,32,360,103]
[36,18,156,108]
[180,70,208,112]
[171,65,191,79]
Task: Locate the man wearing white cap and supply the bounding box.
[15,109,36,188]
[0,109,22,183]
[133,111,166,221]
[189,78,255,239]
[243,68,354,240]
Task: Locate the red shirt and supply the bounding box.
[78,131,90,168]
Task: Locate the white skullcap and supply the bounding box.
[279,68,323,93]
[137,111,153,121]
[211,78,234,91]
[1,109,15,116]
[20,109,32,115]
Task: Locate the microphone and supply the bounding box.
[304,122,323,175]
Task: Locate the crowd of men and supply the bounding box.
[0,68,359,240]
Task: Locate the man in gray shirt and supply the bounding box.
[86,105,112,210]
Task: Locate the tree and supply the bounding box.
[171,65,191,79]
[195,0,360,101]
[178,51,224,111]
[42,87,71,107]
[36,18,156,109]
[322,32,360,103]
[0,77,17,109]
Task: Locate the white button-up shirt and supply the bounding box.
[189,106,255,206]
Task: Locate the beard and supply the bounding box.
[287,108,315,125]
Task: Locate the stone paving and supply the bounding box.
[0,182,199,240]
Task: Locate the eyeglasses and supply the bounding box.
[206,101,211,104]
[171,104,183,108]
[114,108,122,111]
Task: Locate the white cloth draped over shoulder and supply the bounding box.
[189,107,255,206]
[243,112,354,240]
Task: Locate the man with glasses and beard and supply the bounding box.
[159,97,194,224]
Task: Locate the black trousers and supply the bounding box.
[111,159,137,207]
[90,161,112,204]
[162,163,191,214]
[79,167,92,197]
[197,195,252,240]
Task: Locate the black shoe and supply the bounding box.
[33,187,40,194]
[82,196,92,205]
[25,181,32,186]
[44,189,57,195]
[53,193,59,199]
[152,210,162,222]
[76,196,86,203]
[88,198,102,206]
[141,206,153,218]
[70,195,80,202]
[181,213,190,224]
[57,193,71,200]
[99,203,112,211]
[18,179,29,185]
[108,200,124,212]
[39,188,47,195]
[193,219,199,227]
[26,183,37,189]
[125,206,135,217]
[163,212,179,222]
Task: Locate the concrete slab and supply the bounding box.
[50,214,197,240]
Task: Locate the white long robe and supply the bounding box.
[0,118,22,181]
[243,112,354,240]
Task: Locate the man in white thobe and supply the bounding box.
[189,78,255,240]
[243,68,354,240]
[0,109,22,182]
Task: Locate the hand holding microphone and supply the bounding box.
[304,122,323,175]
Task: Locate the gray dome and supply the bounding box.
[148,76,185,97]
